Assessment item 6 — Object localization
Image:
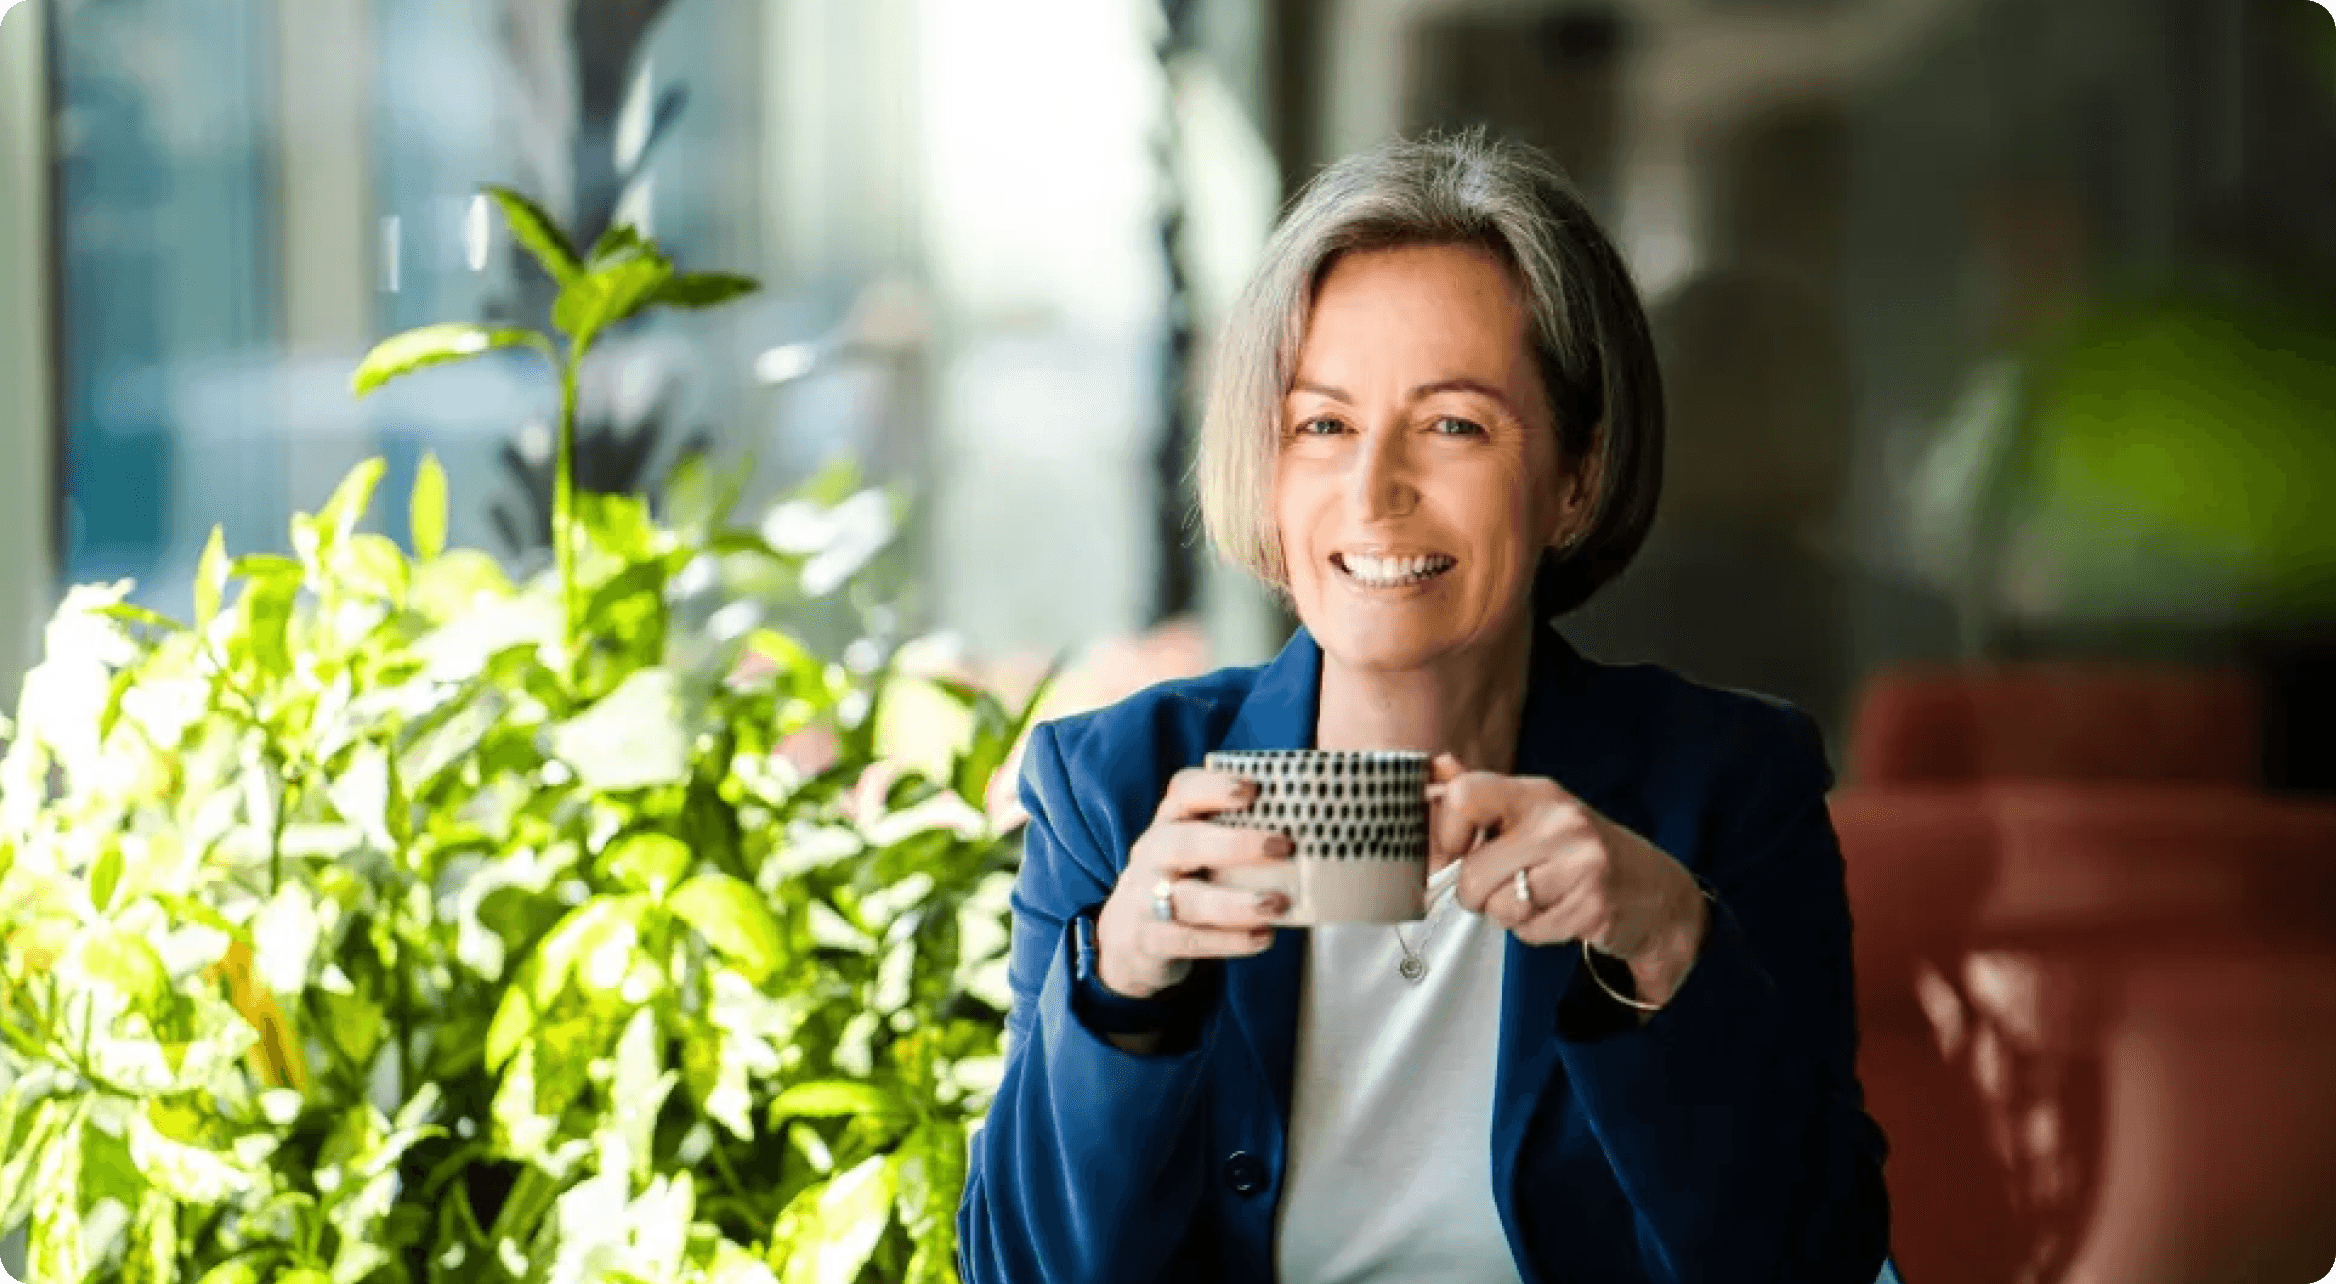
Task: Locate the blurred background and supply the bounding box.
[5,0,2336,1280]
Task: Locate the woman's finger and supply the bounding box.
[1140,918,1277,963]
[1513,870,1604,944]
[1154,767,1258,825]
[1165,877,1290,928]
[1139,822,1292,878]
[1456,800,1601,906]
[1428,771,1555,864]
[1450,831,1529,913]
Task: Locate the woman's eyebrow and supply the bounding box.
[1407,377,1513,407]
[1288,378,1511,405]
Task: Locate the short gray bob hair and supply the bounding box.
[1196,131,1664,616]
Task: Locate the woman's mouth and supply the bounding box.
[1333,551,1457,588]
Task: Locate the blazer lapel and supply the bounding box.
[1215,630,1321,1127]
[1493,625,1647,1191]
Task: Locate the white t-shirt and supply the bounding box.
[1274,865,1526,1284]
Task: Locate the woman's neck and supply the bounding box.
[1313,610,1536,774]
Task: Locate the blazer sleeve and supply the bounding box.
[956,722,1219,1284]
[1556,702,1892,1284]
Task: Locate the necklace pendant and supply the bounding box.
[1397,955,1427,983]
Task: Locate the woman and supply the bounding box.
[957,133,1895,1284]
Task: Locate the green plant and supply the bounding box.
[352,187,753,667]
[0,196,1040,1284]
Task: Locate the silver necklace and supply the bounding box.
[1393,866,1464,983]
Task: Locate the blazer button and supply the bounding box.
[1223,1151,1268,1197]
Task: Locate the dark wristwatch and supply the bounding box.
[1069,908,1221,1048]
[1071,909,1183,1034]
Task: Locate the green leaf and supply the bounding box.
[96,602,189,634]
[316,457,388,546]
[195,525,230,630]
[607,1009,674,1182]
[707,1242,780,1284]
[351,323,545,397]
[316,989,386,1067]
[653,271,759,310]
[82,930,171,1004]
[89,846,125,913]
[706,530,799,565]
[795,457,865,508]
[549,667,689,792]
[236,574,300,679]
[232,553,303,582]
[903,1240,953,1284]
[130,1103,258,1205]
[337,533,410,606]
[553,252,674,348]
[530,894,648,1005]
[411,453,449,562]
[491,1041,552,1162]
[897,1119,962,1226]
[587,221,647,265]
[484,185,583,284]
[766,1081,903,1123]
[193,1257,269,1284]
[599,831,694,898]
[329,743,400,853]
[662,451,715,531]
[771,1155,896,1284]
[954,660,1059,812]
[668,872,784,982]
[126,1187,179,1284]
[742,628,826,699]
[28,1102,88,1284]
[96,663,139,744]
[576,491,659,564]
[0,1098,66,1231]
[483,986,533,1072]
[154,894,253,946]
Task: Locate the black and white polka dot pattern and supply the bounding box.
[1203,749,1430,862]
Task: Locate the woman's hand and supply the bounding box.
[1095,769,1293,1001]
[1428,754,1711,1007]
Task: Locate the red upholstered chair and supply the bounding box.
[1846,667,2262,789]
[1834,667,2336,1284]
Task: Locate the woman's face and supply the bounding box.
[1275,243,1585,675]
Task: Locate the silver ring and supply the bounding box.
[1513,868,1534,911]
[1151,878,1178,923]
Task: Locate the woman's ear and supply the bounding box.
[1546,426,1604,553]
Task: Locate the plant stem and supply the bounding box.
[556,346,581,672]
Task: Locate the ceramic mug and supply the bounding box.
[1204,748,1431,924]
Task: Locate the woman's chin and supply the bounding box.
[1308,617,1469,676]
[1300,586,1522,676]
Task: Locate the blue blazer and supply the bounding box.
[958,622,1893,1283]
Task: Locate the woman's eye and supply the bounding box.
[1294,416,1347,436]
[1432,416,1487,437]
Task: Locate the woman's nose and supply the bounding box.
[1349,426,1419,519]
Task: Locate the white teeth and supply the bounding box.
[1339,554,1452,586]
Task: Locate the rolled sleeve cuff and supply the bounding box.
[1035,915,1216,1167]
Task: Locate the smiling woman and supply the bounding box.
[959,132,1897,1284]
[1198,134,1663,620]
[1275,244,1589,678]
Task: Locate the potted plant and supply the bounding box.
[0,193,1040,1284]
